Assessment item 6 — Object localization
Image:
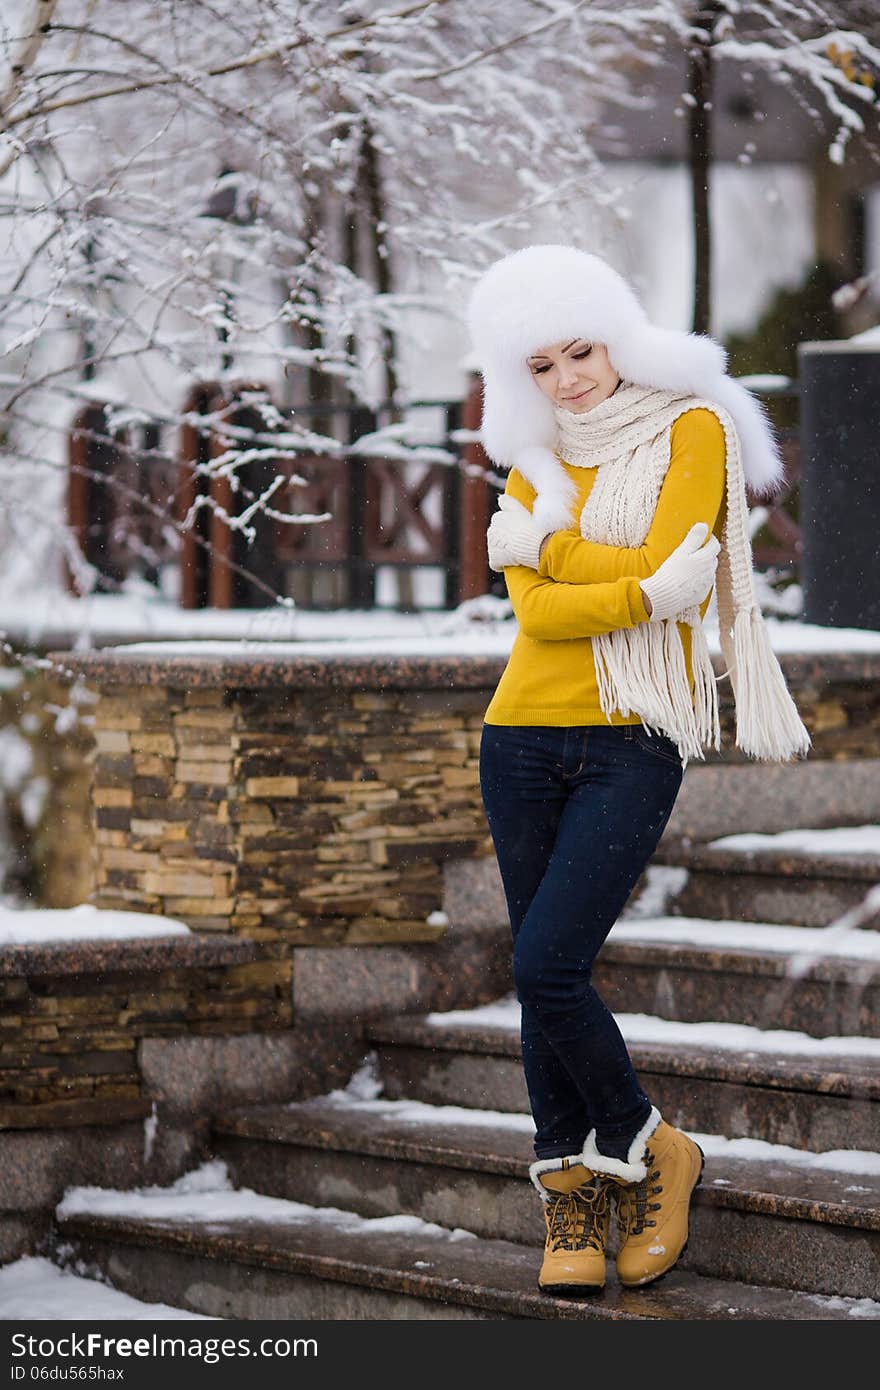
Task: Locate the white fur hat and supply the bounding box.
[467,244,783,530]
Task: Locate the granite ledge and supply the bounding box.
[0,933,257,978]
[46,644,880,693]
[47,646,508,692]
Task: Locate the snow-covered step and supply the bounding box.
[366,1002,880,1153]
[213,1095,880,1301]
[0,1256,214,1320]
[52,1164,879,1321]
[595,916,880,1037]
[650,826,880,929]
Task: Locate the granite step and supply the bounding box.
[213,1098,880,1300]
[648,833,880,930]
[53,1202,878,1321]
[365,1008,880,1153]
[595,918,880,1037]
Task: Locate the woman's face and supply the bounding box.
[526,339,621,412]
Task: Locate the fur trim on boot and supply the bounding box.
[529,1152,588,1200]
[529,1153,611,1293]
[580,1106,663,1185]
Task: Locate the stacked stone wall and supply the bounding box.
[89,681,491,948]
[0,938,273,1126]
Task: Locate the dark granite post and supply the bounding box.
[799,337,880,630]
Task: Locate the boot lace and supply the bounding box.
[615,1147,663,1240]
[546,1179,610,1253]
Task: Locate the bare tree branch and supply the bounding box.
[2,0,451,130]
[0,0,59,177]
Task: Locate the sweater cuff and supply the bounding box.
[537,531,562,577]
[630,578,651,625]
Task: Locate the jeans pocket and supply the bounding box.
[627,724,684,767]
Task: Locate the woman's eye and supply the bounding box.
[530,363,551,375]
[572,347,592,359]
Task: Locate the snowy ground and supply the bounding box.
[4,589,880,657]
[1,590,512,650]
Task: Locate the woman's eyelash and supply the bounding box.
[530,345,593,374]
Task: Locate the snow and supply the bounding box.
[693,1133,880,1178]
[610,915,880,962]
[735,374,795,391]
[0,1257,213,1320]
[809,1297,880,1320]
[316,1085,880,1178]
[709,826,880,856]
[0,903,190,946]
[103,633,516,661]
[623,865,689,918]
[425,996,880,1060]
[425,996,524,1032]
[849,324,880,347]
[0,592,516,649]
[57,1160,478,1244]
[334,1051,383,1102]
[4,590,880,658]
[321,1090,537,1135]
[596,1011,880,1060]
[328,1055,880,1174]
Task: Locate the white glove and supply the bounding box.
[487,495,554,572]
[640,522,720,622]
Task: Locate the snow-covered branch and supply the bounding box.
[0,0,876,609]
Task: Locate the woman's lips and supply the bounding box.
[563,387,594,402]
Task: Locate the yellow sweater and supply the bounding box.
[484,408,727,727]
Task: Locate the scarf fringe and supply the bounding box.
[570,390,810,765]
[689,614,722,753]
[722,607,812,762]
[593,615,720,764]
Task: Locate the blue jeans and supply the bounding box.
[479,722,684,1160]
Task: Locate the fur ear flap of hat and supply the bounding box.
[467,244,784,527]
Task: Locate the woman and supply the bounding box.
[467,245,810,1296]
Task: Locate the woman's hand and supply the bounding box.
[639,522,720,622]
[487,495,554,572]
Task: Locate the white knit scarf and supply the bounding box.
[554,383,811,764]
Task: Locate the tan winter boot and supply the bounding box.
[581,1108,704,1288]
[529,1155,611,1294]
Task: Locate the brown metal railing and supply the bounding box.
[66,376,496,611]
[66,375,800,610]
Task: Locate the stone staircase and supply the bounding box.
[47,825,880,1319]
[652,830,880,929]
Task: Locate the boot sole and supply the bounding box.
[618,1142,705,1290]
[539,1281,606,1297]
